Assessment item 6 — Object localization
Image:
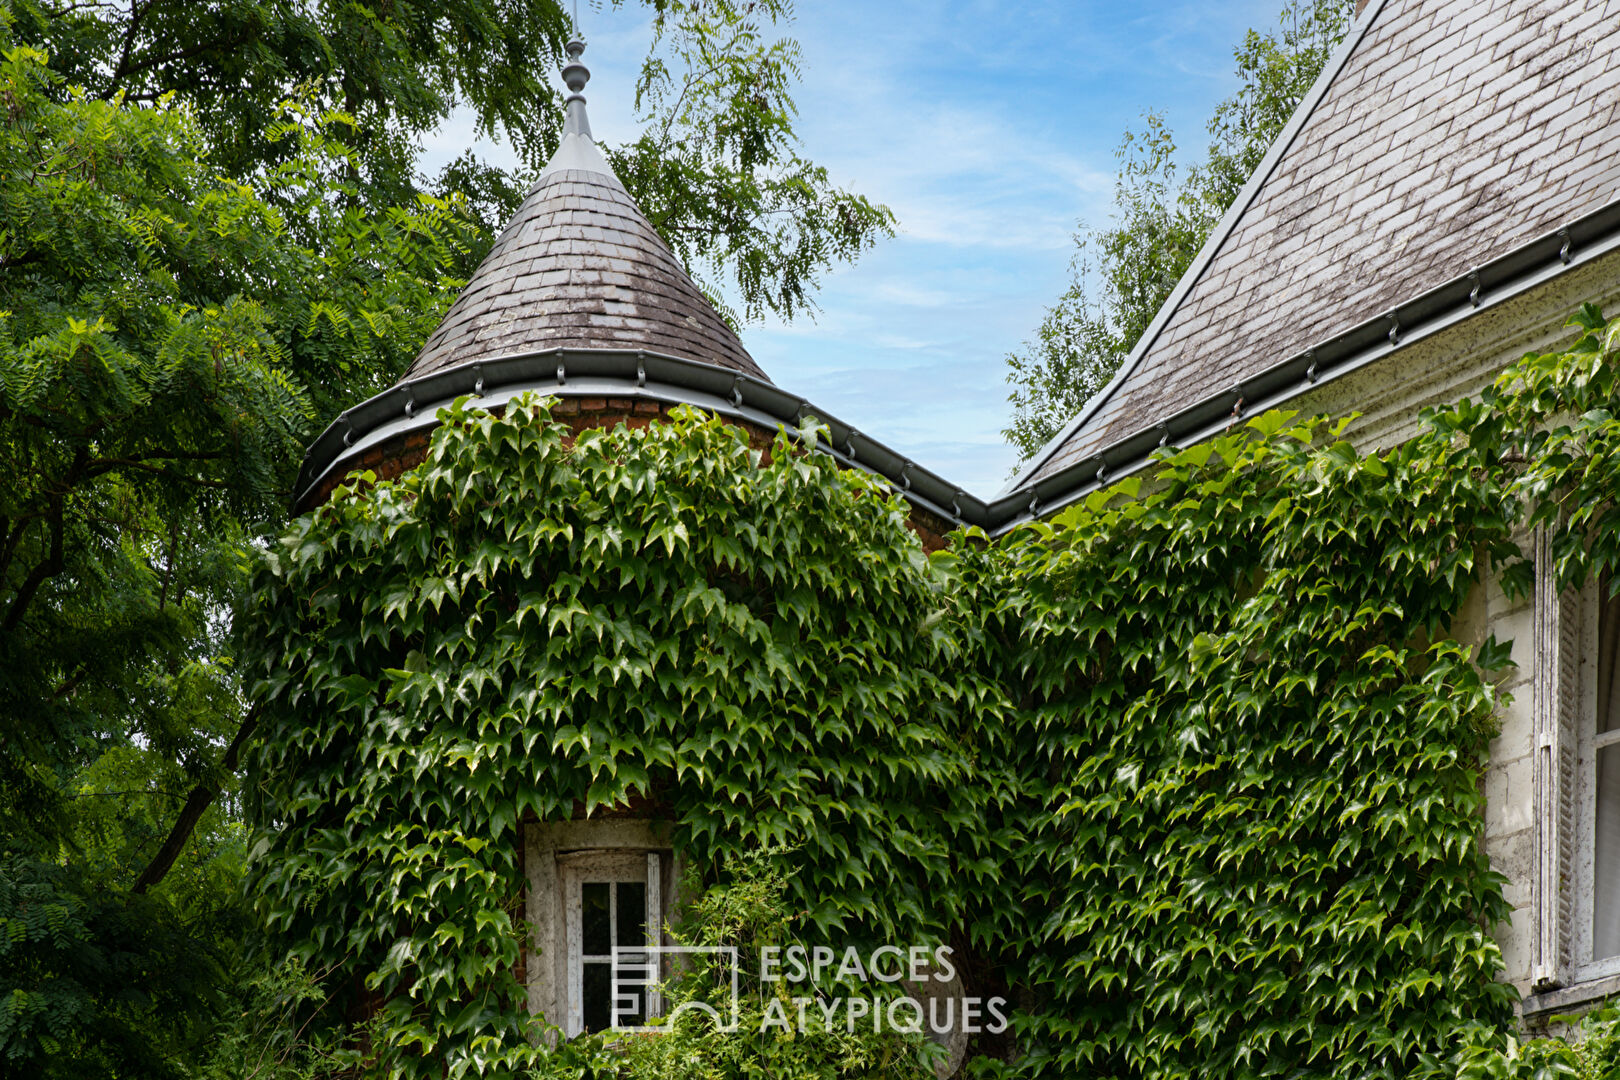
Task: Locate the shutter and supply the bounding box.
[1532,527,1581,989]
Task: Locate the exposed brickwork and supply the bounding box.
[407,169,765,382]
[1030,0,1620,483]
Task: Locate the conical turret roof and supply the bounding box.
[405,41,765,382]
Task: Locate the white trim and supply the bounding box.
[645,852,663,1019]
[1532,533,1579,989]
[1001,0,1392,495]
[560,851,656,1037]
[1575,578,1620,983]
[1532,568,1620,988]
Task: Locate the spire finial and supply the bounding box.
[563,39,589,95]
[560,38,592,138]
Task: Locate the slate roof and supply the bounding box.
[1015,0,1620,489]
[404,51,765,383]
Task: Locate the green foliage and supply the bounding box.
[6,0,569,209]
[0,35,468,1079]
[961,415,1519,1076]
[195,956,356,1080]
[243,304,1620,1078]
[1003,0,1353,460]
[7,0,895,323]
[0,0,897,1073]
[244,400,976,1076]
[609,0,896,325]
[1453,1008,1620,1080]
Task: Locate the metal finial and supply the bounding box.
[562,39,589,96]
[559,38,593,139]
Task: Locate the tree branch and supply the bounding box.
[2,494,65,634]
[106,31,258,94]
[130,706,258,895]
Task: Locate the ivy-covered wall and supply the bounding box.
[243,307,1620,1078]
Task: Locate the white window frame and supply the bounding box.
[1532,534,1620,990]
[560,850,663,1036]
[523,820,678,1041]
[1573,576,1620,984]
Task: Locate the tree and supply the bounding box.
[608,2,894,324]
[1002,0,1352,461]
[0,38,476,1074]
[6,0,894,325]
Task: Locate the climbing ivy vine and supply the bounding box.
[243,307,1620,1079]
[244,402,987,1076]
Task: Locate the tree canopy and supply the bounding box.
[1002,0,1352,461]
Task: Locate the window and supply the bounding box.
[523,820,676,1040]
[1532,544,1620,991]
[560,851,662,1035]
[1585,577,1620,969]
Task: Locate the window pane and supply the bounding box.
[1600,578,1620,734]
[582,882,611,956]
[1596,743,1620,960]
[617,881,646,947]
[582,962,611,1032]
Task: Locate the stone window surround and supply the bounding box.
[523,819,681,1038]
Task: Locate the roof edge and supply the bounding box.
[293,348,983,528]
[1000,0,1392,495]
[992,197,1620,534]
[294,196,1620,540]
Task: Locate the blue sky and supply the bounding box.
[422,0,1290,497]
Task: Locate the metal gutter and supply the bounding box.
[296,197,1620,541]
[293,348,985,528]
[990,198,1620,534]
[999,0,1392,496]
